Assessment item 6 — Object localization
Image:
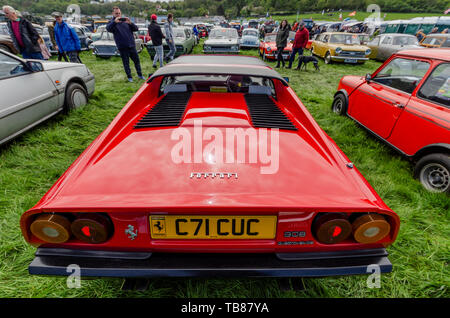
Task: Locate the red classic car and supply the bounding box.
[197,24,208,38]
[21,56,399,279]
[259,32,295,61]
[333,48,450,193]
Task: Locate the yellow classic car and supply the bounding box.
[311,32,372,64]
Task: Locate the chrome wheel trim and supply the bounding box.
[420,162,450,192]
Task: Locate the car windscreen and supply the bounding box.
[100,32,115,41]
[160,74,276,95]
[243,30,258,37]
[330,34,361,45]
[209,29,238,39]
[0,24,9,35]
[393,36,418,46]
[249,22,258,28]
[264,35,276,42]
[422,36,446,45]
[173,29,186,39]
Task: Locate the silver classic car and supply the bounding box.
[91,31,143,58]
[0,50,95,146]
[203,28,240,53]
[366,33,421,61]
[240,28,259,49]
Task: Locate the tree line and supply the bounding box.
[0,0,448,19]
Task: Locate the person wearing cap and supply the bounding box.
[53,12,81,63]
[148,14,165,68]
[106,6,145,82]
[287,22,309,69]
[2,5,43,59]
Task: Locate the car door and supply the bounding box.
[347,56,430,139]
[387,62,450,155]
[0,52,59,144]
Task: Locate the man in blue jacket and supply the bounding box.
[53,13,81,63]
[106,6,145,82]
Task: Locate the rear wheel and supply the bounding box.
[64,83,88,113]
[332,93,347,115]
[324,51,332,64]
[414,153,450,193]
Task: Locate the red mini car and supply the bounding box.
[259,32,295,61]
[333,48,450,193]
[21,56,399,279]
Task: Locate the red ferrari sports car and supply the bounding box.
[333,48,450,193]
[21,55,399,279]
[259,32,295,61]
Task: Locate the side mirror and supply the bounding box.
[283,76,289,83]
[26,61,43,72]
[365,73,372,82]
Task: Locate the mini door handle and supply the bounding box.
[393,102,405,108]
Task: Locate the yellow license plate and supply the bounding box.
[150,215,277,239]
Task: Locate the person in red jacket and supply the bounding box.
[287,22,309,69]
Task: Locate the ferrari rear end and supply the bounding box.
[20,55,400,279]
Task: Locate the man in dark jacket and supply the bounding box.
[3,5,43,59]
[53,13,81,63]
[275,20,290,68]
[106,6,145,82]
[287,22,309,69]
[148,14,164,68]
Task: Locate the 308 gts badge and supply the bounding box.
[190,172,238,179]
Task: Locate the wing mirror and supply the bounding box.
[26,61,43,72]
[283,77,289,83]
[365,73,372,83]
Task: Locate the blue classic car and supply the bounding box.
[240,28,259,49]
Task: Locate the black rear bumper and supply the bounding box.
[29,248,392,278]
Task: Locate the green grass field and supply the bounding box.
[0,43,448,298]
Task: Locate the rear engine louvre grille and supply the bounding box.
[244,94,297,131]
[134,92,191,129]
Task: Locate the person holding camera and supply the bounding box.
[106,6,145,82]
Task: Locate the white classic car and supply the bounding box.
[203,28,240,53]
[91,31,143,58]
[0,50,95,146]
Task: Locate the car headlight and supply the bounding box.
[267,46,271,52]
[233,45,239,50]
[365,48,371,55]
[204,45,210,50]
[335,47,342,54]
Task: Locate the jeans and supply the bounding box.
[118,46,142,79]
[276,47,285,66]
[288,47,304,68]
[165,39,176,60]
[58,51,68,62]
[67,51,81,63]
[153,45,164,67]
[20,50,44,60]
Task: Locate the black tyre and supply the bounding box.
[324,51,332,64]
[332,93,347,115]
[263,51,267,61]
[414,153,450,193]
[0,44,11,53]
[64,83,88,113]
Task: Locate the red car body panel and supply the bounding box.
[21,56,400,277]
[337,48,450,157]
[259,35,293,60]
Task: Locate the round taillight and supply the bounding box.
[70,213,113,244]
[313,213,352,244]
[30,214,71,243]
[352,213,390,244]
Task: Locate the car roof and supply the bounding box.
[395,48,450,61]
[424,33,450,38]
[149,55,288,84]
[379,33,417,37]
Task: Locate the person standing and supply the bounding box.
[148,14,164,69]
[275,20,290,68]
[287,22,309,70]
[53,13,81,63]
[106,6,145,82]
[164,13,175,62]
[2,5,43,59]
[46,20,68,62]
